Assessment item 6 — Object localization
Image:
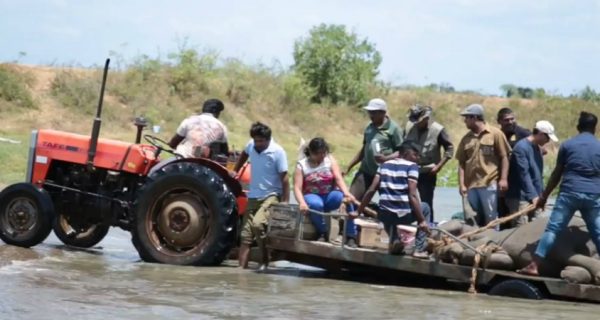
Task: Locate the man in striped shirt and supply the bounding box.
[358,141,431,258]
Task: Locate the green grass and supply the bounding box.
[0,133,30,185]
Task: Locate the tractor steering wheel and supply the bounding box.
[143,134,183,159]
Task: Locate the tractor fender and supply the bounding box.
[149,158,243,196]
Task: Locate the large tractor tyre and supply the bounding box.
[488,279,545,300]
[53,214,110,248]
[131,162,237,266]
[0,183,54,247]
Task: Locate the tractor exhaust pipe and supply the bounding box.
[87,59,110,171]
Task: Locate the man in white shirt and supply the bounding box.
[168,98,229,159]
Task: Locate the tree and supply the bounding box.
[293,24,382,104]
[579,86,600,102]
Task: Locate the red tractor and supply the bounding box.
[0,59,249,266]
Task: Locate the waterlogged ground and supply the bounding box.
[0,188,597,319]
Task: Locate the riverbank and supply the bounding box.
[2,61,597,186]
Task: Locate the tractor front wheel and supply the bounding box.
[0,183,54,247]
[53,213,110,248]
[131,162,237,265]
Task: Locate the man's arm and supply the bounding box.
[358,174,381,214]
[458,165,467,196]
[496,132,511,192]
[514,148,537,202]
[168,134,184,149]
[375,126,403,163]
[280,172,290,203]
[375,151,399,163]
[538,147,565,207]
[408,179,425,223]
[345,144,364,175]
[455,138,466,196]
[232,151,249,174]
[431,128,454,174]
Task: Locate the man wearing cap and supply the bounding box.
[168,98,229,160]
[519,112,600,276]
[506,120,558,227]
[404,105,454,222]
[344,98,404,204]
[456,104,511,227]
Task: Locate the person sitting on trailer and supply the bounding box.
[292,137,358,247]
[357,140,431,258]
[168,98,229,161]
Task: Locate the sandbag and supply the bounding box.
[566,254,600,284]
[560,266,592,284]
[458,249,513,270]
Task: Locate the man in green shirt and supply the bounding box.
[344,98,404,209]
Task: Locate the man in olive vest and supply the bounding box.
[405,105,454,222]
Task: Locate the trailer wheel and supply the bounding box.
[131,162,237,265]
[0,183,54,247]
[489,279,545,300]
[53,214,110,248]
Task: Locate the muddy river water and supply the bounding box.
[1,188,598,319]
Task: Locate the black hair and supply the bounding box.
[532,128,540,135]
[577,111,598,133]
[497,107,513,121]
[398,140,420,155]
[304,137,330,157]
[250,122,272,140]
[202,98,225,115]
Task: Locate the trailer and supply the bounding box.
[266,203,600,303]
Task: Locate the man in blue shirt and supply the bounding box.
[357,140,431,258]
[232,122,289,269]
[519,112,600,276]
[506,120,558,227]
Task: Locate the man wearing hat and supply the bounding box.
[455,104,511,227]
[505,120,558,227]
[519,111,600,276]
[168,98,229,160]
[344,98,404,215]
[404,105,454,222]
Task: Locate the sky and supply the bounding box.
[1,0,600,95]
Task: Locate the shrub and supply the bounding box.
[0,65,36,109]
[50,69,99,115]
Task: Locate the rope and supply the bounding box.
[458,203,536,240]
[468,242,502,294]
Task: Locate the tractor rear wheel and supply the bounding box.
[131,162,237,265]
[53,213,110,248]
[0,183,54,247]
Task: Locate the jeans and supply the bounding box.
[467,184,498,228]
[377,202,431,252]
[535,192,600,258]
[304,190,357,238]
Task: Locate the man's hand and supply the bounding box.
[535,195,547,209]
[374,154,386,164]
[418,220,431,235]
[459,184,467,196]
[498,179,508,193]
[228,170,238,178]
[429,165,441,176]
